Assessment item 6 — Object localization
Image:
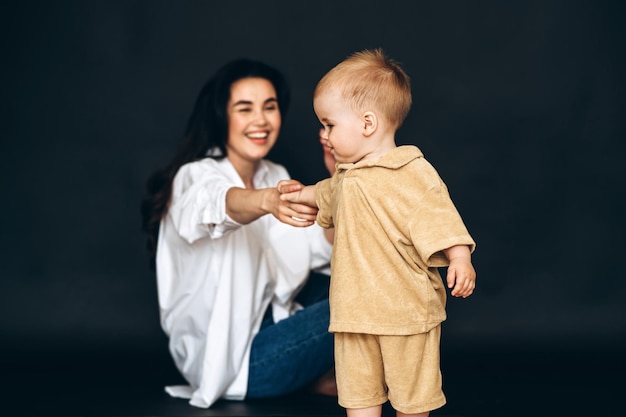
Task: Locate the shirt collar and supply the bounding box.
[336,145,423,171]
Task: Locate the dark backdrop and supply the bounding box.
[2,0,625,378]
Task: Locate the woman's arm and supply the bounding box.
[323,228,335,244]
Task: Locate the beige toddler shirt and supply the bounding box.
[315,145,475,335]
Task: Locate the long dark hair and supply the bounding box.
[141,59,291,270]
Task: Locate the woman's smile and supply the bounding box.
[246,130,270,144]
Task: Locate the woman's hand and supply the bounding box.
[320,128,336,176]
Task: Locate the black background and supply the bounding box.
[1,1,625,415]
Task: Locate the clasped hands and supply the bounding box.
[274,179,317,227]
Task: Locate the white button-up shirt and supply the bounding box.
[156,156,332,408]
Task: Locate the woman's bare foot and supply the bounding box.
[309,368,338,396]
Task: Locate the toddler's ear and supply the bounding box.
[362,111,377,136]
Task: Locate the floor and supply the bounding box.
[1,348,622,417]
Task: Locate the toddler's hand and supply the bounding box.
[446,259,476,298]
[277,179,304,194]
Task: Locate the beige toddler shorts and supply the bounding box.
[334,325,446,414]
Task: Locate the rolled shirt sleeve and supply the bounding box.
[168,162,243,243]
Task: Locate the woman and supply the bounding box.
[141,59,335,408]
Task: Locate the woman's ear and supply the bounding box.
[362,111,377,137]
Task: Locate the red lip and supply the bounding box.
[249,138,268,145]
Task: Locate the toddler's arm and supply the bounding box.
[278,180,317,206]
[444,245,476,298]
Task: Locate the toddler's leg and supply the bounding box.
[346,405,382,417]
[345,404,430,417]
[396,411,429,417]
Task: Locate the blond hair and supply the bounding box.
[315,48,412,130]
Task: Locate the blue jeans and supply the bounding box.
[246,273,334,398]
